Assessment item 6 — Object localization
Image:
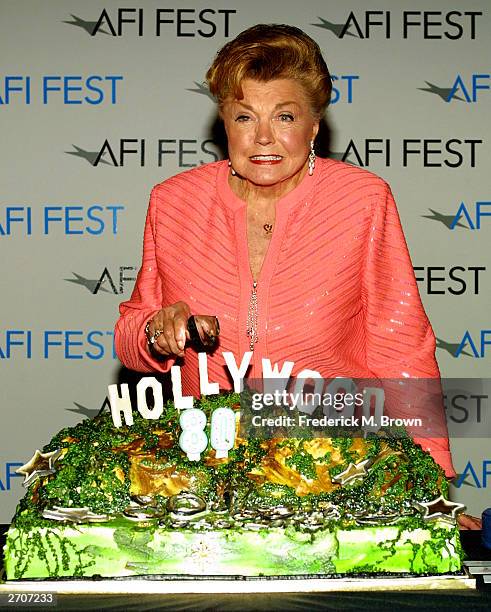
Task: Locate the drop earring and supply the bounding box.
[228,160,236,176]
[308,140,316,176]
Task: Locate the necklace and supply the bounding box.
[263,223,273,235]
[246,281,259,351]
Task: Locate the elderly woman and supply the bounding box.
[115,24,455,484]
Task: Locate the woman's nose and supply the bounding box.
[255,120,274,145]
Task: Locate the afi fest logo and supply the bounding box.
[414,266,486,296]
[0,75,123,106]
[419,75,490,102]
[0,205,124,237]
[435,332,491,359]
[0,331,116,360]
[421,201,491,237]
[311,10,482,39]
[0,463,23,491]
[454,460,491,488]
[64,8,236,38]
[66,139,221,168]
[65,266,137,295]
[436,338,474,359]
[422,202,491,231]
[69,396,111,419]
[335,138,482,168]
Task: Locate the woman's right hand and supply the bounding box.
[146,301,191,358]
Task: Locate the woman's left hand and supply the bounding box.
[458,513,482,530]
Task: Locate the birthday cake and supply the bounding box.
[4,392,463,580]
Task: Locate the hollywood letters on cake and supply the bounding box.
[108,351,392,459]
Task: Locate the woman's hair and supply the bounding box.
[206,24,331,118]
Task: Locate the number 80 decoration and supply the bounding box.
[179,406,236,461]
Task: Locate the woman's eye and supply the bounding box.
[278,113,294,122]
[235,115,251,122]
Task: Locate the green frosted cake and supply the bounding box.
[3,393,464,579]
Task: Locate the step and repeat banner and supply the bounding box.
[1,0,490,520]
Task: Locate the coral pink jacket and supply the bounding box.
[115,158,455,477]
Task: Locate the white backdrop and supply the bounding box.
[1,0,490,521]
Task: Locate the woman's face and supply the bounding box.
[222,79,319,190]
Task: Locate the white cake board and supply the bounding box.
[0,575,476,594]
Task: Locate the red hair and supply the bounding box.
[206,24,331,118]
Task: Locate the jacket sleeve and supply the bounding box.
[114,186,176,373]
[362,182,455,478]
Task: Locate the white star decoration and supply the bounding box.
[16,449,62,488]
[415,494,466,523]
[331,459,371,486]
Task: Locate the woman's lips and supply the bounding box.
[249,155,283,165]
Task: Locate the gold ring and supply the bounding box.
[145,321,164,345]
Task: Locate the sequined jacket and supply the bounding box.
[114,158,455,476]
